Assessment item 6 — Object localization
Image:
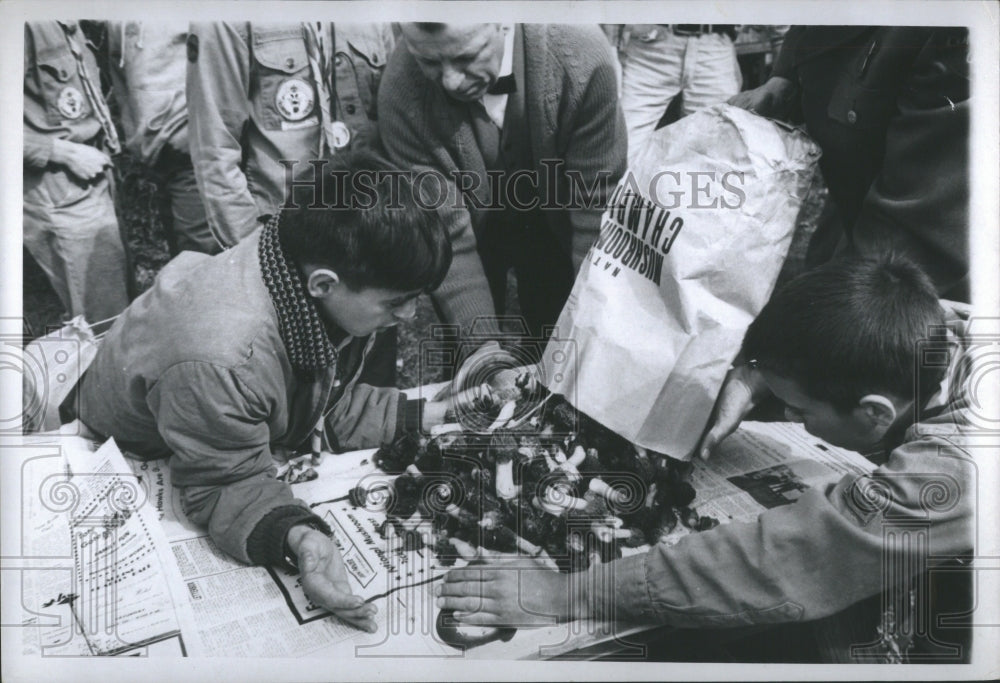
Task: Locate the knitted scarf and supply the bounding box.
[258,214,338,377]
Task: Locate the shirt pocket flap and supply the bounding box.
[36,50,76,83]
[345,31,387,68]
[252,27,310,74]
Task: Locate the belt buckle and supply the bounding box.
[672,24,707,37]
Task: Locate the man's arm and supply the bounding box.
[147,361,316,564]
[589,434,975,627]
[325,381,449,453]
[186,22,259,249]
[439,433,974,628]
[146,360,378,628]
[24,131,55,170]
[850,29,970,301]
[377,48,499,336]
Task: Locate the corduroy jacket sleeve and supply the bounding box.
[377,48,500,336]
[187,21,259,249]
[589,431,974,627]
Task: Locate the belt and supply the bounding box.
[664,24,735,38]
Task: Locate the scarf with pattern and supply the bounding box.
[258,214,338,377]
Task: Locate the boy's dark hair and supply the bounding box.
[278,148,451,293]
[741,253,948,411]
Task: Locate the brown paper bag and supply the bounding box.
[542,104,821,460]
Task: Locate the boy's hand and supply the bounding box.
[50,138,112,181]
[727,76,797,119]
[451,341,518,397]
[285,524,378,633]
[696,364,770,461]
[421,399,449,430]
[435,556,584,627]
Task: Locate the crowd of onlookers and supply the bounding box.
[25,22,968,343]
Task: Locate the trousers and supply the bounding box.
[23,171,130,325]
[151,147,219,256]
[620,26,741,164]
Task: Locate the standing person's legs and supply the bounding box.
[512,223,575,356]
[681,33,742,116]
[620,26,685,165]
[23,174,130,324]
[158,147,220,256]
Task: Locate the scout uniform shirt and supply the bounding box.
[23,21,130,323]
[24,20,120,186]
[187,22,394,248]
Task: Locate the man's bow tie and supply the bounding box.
[487,74,516,95]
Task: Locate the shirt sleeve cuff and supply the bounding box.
[398,397,424,436]
[245,505,331,569]
[588,551,659,623]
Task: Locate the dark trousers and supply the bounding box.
[474,212,576,360]
[150,147,218,256]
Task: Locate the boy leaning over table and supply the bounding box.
[437,253,977,660]
[70,150,456,633]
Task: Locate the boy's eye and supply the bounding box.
[388,295,417,308]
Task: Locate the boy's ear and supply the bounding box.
[858,394,897,428]
[305,268,341,298]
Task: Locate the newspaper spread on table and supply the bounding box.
[13,435,197,657]
[140,419,875,659]
[11,419,876,660]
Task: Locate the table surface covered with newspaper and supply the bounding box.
[11,416,875,660]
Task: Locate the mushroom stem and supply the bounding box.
[430,422,465,436]
[448,536,480,560]
[514,535,543,556]
[486,400,517,432]
[589,477,625,505]
[417,522,434,547]
[495,459,520,499]
[542,486,589,511]
[603,515,625,529]
[592,523,633,543]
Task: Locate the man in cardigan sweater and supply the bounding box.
[378,23,627,351]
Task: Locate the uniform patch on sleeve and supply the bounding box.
[187,34,199,63]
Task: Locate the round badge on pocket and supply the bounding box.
[275,78,315,122]
[57,86,85,120]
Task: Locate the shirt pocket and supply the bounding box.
[34,49,90,126]
[250,26,319,131]
[343,32,388,121]
[826,81,897,131]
